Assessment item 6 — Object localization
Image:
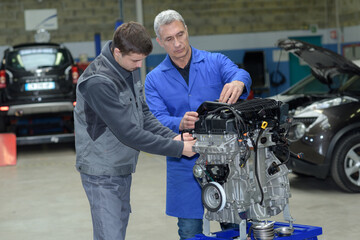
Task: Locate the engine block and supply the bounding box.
[192,99,294,239]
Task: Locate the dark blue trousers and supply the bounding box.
[81,173,132,240]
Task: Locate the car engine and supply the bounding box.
[191,98,294,239]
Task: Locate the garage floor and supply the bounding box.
[0,143,359,240]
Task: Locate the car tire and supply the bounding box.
[331,133,360,193]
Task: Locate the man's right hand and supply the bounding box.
[182,140,197,157]
[179,111,199,131]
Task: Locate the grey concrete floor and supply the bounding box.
[0,143,359,240]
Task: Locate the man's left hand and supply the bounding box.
[218,80,245,104]
[173,132,194,141]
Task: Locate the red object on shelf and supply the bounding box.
[77,62,90,72]
[0,133,17,166]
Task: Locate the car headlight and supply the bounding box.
[287,122,306,142]
[303,96,358,111]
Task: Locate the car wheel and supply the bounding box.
[331,133,360,193]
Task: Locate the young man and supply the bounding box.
[145,10,252,240]
[74,21,196,240]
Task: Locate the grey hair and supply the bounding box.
[154,9,186,39]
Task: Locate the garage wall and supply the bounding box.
[141,0,359,37]
[1,0,359,97]
[0,0,122,45]
[0,0,359,46]
[1,0,358,57]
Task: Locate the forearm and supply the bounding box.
[232,70,251,99]
[80,79,183,158]
[142,102,178,138]
[145,80,182,133]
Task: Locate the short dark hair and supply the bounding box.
[112,21,153,56]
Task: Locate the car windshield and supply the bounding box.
[339,74,360,95]
[283,72,357,95]
[7,47,71,71]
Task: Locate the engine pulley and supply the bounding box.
[202,182,226,212]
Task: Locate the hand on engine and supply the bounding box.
[182,139,197,157]
[173,132,194,141]
[173,134,196,157]
[219,80,245,104]
[179,111,199,131]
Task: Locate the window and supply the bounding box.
[284,72,356,95]
[7,47,70,71]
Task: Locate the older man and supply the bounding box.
[145,10,252,240]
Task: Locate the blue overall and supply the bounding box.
[145,47,251,234]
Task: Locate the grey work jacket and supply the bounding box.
[74,41,183,176]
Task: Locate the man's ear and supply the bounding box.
[114,47,121,57]
[156,37,164,47]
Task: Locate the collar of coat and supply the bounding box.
[159,46,205,72]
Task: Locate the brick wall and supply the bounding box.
[0,0,359,46]
[141,0,360,37]
[0,0,120,45]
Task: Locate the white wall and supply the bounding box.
[343,25,360,42]
[1,25,358,61]
[61,26,346,60]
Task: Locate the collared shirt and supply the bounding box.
[170,54,192,85]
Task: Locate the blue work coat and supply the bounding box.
[145,47,251,219]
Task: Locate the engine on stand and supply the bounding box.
[191,98,294,240]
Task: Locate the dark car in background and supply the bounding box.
[273,39,360,193]
[0,42,81,145]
